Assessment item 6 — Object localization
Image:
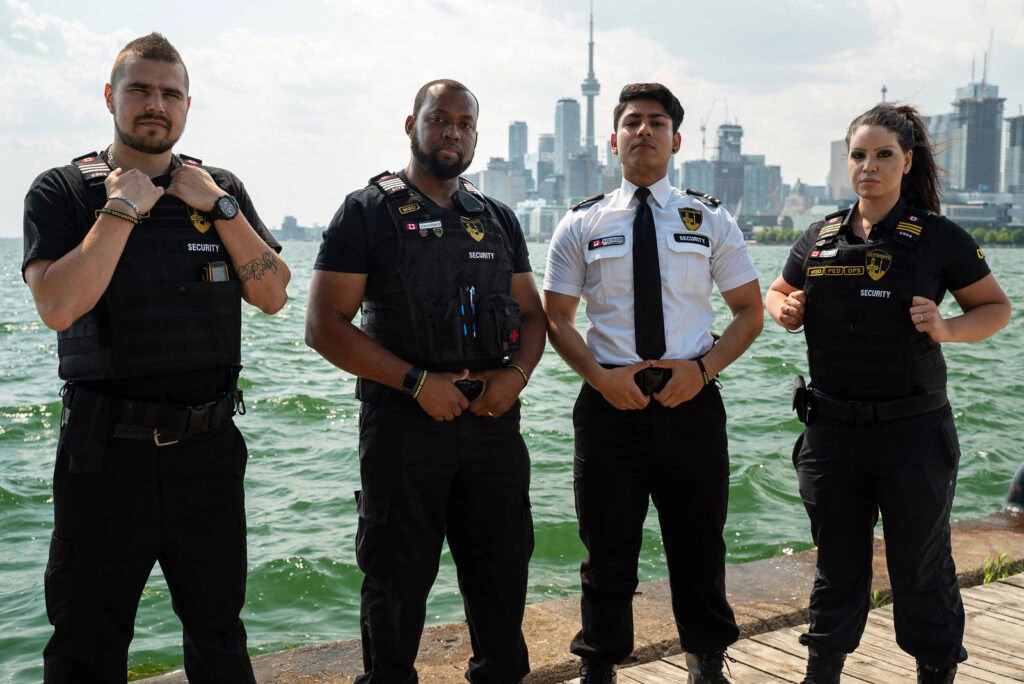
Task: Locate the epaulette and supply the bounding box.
[894,211,929,240]
[178,153,203,166]
[685,188,720,207]
[822,208,849,226]
[72,152,112,184]
[368,171,408,196]
[570,193,604,211]
[459,176,485,197]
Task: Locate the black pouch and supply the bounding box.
[792,375,811,424]
[62,387,110,474]
[634,367,672,395]
[421,299,464,363]
[476,294,522,359]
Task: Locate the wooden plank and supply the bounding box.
[746,630,873,683]
[618,660,689,684]
[961,595,1024,624]
[661,652,790,683]
[1000,574,1024,590]
[964,582,1024,606]
[728,639,807,681]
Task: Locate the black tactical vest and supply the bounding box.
[359,171,521,372]
[802,209,946,400]
[57,152,241,380]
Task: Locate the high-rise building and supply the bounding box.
[554,98,581,176]
[741,156,781,216]
[923,112,965,191]
[715,124,743,163]
[1003,113,1024,194]
[580,3,600,160]
[828,140,857,201]
[683,160,714,195]
[952,82,1005,192]
[508,121,528,167]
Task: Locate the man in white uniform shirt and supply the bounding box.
[544,83,763,684]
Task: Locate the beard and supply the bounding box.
[114,112,183,155]
[410,128,473,181]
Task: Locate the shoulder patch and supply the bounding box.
[571,193,605,211]
[72,151,99,163]
[823,208,849,225]
[459,176,484,196]
[369,171,408,196]
[685,188,720,207]
[178,153,203,166]
[72,152,112,184]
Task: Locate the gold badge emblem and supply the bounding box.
[399,203,420,215]
[189,206,212,234]
[461,217,484,242]
[866,249,892,281]
[977,248,985,260]
[678,208,702,231]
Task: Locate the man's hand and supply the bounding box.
[166,164,225,212]
[416,369,471,421]
[649,358,705,408]
[104,168,164,216]
[592,361,652,410]
[468,367,526,418]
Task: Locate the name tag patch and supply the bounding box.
[466,250,496,261]
[588,235,625,250]
[673,233,710,247]
[809,248,838,259]
[188,242,220,253]
[860,288,892,299]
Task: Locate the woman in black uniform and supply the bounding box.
[766,104,1011,683]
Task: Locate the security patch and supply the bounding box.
[860,288,892,299]
[678,208,703,231]
[465,250,497,261]
[866,249,892,281]
[187,242,220,253]
[808,265,865,277]
[189,206,212,234]
[588,235,626,250]
[398,203,420,215]
[977,248,986,260]
[673,233,710,248]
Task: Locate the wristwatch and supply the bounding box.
[209,194,240,221]
[401,367,424,396]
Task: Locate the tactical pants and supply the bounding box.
[43,419,255,683]
[794,405,967,667]
[570,381,739,665]
[354,394,533,684]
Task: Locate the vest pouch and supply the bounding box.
[62,386,110,474]
[421,299,465,363]
[105,279,242,377]
[476,294,521,360]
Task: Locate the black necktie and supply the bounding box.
[632,187,665,360]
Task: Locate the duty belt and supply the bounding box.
[807,387,947,425]
[61,384,245,446]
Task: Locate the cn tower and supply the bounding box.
[580,1,600,156]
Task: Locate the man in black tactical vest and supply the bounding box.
[22,33,290,683]
[306,79,545,683]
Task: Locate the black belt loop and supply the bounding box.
[809,388,947,425]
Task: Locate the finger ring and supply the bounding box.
[917,313,924,322]
[487,411,494,417]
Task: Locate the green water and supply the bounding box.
[1,239,1021,681]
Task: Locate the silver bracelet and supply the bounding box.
[107,195,139,216]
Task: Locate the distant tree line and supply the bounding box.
[754,227,1024,246]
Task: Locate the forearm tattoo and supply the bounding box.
[237,251,280,283]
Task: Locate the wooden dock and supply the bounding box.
[576,575,1024,683]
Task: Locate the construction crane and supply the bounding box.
[700,99,717,160]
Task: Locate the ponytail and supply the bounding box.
[845,104,942,213]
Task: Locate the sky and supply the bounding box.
[2,0,1023,238]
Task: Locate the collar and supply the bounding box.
[842,197,906,241]
[618,174,673,209]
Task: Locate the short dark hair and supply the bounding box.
[412,79,479,119]
[846,103,942,214]
[110,33,189,91]
[613,83,685,133]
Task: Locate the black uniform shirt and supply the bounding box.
[314,173,531,285]
[22,153,280,404]
[782,199,991,305]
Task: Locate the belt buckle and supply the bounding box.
[851,401,876,424]
[153,428,179,447]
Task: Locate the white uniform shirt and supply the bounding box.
[544,175,758,365]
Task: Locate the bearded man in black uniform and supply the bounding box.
[306,79,545,683]
[22,33,290,683]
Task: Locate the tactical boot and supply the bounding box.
[684,650,731,683]
[917,661,957,683]
[579,660,617,684]
[801,645,846,684]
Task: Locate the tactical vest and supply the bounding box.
[802,209,946,400]
[57,152,241,380]
[359,171,521,372]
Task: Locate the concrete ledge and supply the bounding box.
[147,512,1024,683]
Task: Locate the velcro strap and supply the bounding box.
[810,388,947,424]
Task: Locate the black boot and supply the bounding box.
[801,645,846,684]
[579,660,617,684]
[684,650,731,683]
[917,661,957,683]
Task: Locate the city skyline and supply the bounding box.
[2,0,1022,237]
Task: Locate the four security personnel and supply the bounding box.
[22,34,290,682]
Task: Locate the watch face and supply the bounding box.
[216,195,239,219]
